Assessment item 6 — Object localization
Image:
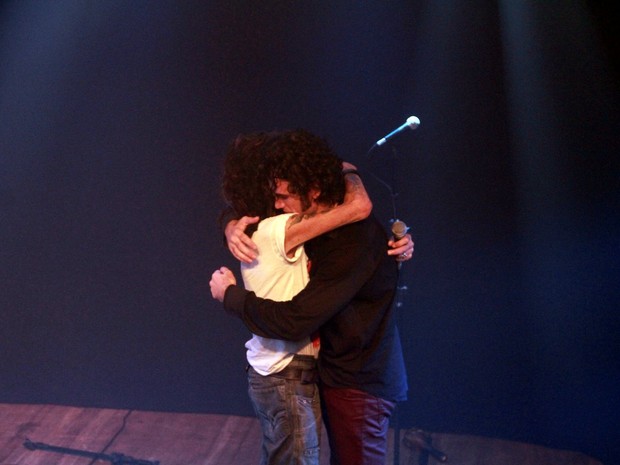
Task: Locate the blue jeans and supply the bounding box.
[247,356,321,465]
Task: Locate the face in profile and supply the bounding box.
[273,179,319,215]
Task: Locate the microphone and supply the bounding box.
[391,219,410,269]
[375,116,420,146]
[391,219,409,241]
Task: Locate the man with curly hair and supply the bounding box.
[217,130,376,465]
[211,129,412,465]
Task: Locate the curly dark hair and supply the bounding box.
[220,129,345,222]
[220,132,276,219]
[267,129,345,210]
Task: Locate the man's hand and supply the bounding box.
[210,266,237,302]
[388,233,414,262]
[225,216,260,263]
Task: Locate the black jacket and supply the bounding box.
[224,215,408,402]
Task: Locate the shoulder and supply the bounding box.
[254,213,305,261]
[256,213,295,234]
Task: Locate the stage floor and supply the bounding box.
[0,403,602,465]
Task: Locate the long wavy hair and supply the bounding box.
[220,131,276,219]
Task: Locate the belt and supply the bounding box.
[291,354,316,363]
[272,367,318,384]
[272,357,318,384]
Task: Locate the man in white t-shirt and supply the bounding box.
[242,213,320,465]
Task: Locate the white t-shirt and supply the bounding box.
[241,213,317,375]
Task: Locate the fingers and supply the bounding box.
[209,270,224,301]
[226,216,259,263]
[238,216,260,227]
[230,239,258,263]
[209,267,236,302]
[388,233,414,261]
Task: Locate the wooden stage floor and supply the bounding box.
[0,403,602,465]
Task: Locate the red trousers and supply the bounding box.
[320,385,396,465]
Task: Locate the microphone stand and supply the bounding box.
[24,439,160,465]
[366,143,407,465]
[368,139,446,464]
[403,429,448,464]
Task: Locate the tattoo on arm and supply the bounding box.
[345,174,363,193]
[287,209,334,229]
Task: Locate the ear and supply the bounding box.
[309,187,321,201]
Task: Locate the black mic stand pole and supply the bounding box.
[388,144,406,465]
[366,142,407,465]
[366,121,446,465]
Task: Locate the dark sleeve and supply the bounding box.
[223,221,385,340]
[219,206,260,246]
[218,206,237,245]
